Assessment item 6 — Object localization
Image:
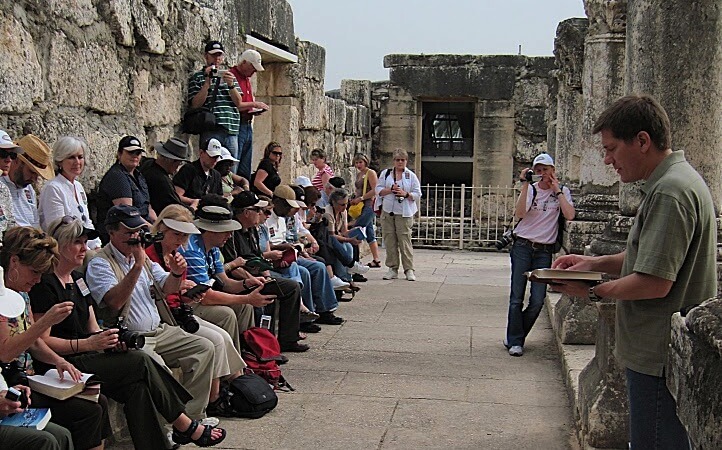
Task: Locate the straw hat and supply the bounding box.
[16,134,55,180]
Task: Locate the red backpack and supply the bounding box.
[241,327,294,391]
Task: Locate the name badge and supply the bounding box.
[405,172,410,179]
[25,189,33,203]
[76,278,91,297]
[269,227,276,237]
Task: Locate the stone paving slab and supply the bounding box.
[177,249,576,449]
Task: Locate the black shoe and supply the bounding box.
[352,273,367,282]
[300,322,322,333]
[316,312,344,325]
[280,342,310,352]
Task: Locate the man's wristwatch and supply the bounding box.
[588,285,602,302]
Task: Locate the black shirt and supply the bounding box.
[29,271,94,341]
[96,162,152,241]
[140,159,187,214]
[251,158,281,195]
[172,160,222,199]
[222,227,262,262]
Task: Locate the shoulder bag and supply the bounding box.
[182,76,221,135]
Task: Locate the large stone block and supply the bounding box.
[476,100,514,118]
[131,0,166,54]
[48,32,130,114]
[344,106,357,136]
[340,79,371,106]
[0,12,44,113]
[242,0,296,53]
[357,105,370,136]
[389,65,517,100]
[300,85,326,130]
[103,0,134,47]
[516,108,547,137]
[513,79,549,109]
[48,0,98,26]
[554,295,598,344]
[132,70,182,126]
[297,40,325,82]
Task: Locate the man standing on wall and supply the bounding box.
[230,49,269,179]
[553,94,716,449]
[188,41,244,169]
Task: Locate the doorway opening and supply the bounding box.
[421,102,474,185]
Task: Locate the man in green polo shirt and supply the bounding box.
[553,94,716,449]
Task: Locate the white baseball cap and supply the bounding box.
[219,147,239,163]
[0,130,22,153]
[294,176,312,187]
[240,49,264,72]
[0,267,25,319]
[532,153,555,167]
[204,138,223,157]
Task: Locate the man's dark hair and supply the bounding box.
[592,94,672,151]
[303,186,320,204]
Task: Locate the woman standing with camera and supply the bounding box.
[375,149,422,281]
[0,226,111,450]
[505,153,575,357]
[29,217,228,449]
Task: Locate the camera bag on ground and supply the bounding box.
[182,77,221,135]
[224,373,278,419]
[240,327,294,391]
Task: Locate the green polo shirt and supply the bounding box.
[187,71,240,135]
[616,150,717,377]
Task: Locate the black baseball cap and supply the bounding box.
[118,136,144,153]
[231,191,269,211]
[105,205,146,230]
[329,176,346,189]
[289,185,307,208]
[204,41,224,54]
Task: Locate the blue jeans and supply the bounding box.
[273,263,315,312]
[332,242,354,282]
[353,205,377,243]
[297,257,338,313]
[506,240,552,347]
[200,129,239,173]
[236,122,253,179]
[626,368,690,450]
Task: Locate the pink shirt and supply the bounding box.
[312,165,334,191]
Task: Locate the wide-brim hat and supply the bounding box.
[154,138,190,161]
[162,218,200,234]
[273,185,300,208]
[16,134,54,180]
[194,205,242,233]
[0,267,25,318]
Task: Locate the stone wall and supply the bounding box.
[0,0,371,197]
[377,54,554,187]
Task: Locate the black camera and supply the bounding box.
[5,386,28,409]
[525,170,542,183]
[0,360,28,387]
[116,317,145,349]
[495,229,514,250]
[127,230,163,246]
[172,304,199,333]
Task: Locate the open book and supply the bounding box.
[28,369,96,401]
[526,269,606,284]
[0,408,51,430]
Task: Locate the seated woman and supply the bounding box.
[29,218,227,449]
[216,147,249,202]
[251,142,283,197]
[38,136,102,250]
[0,226,110,450]
[146,205,245,416]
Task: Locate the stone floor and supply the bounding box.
[209,249,577,450]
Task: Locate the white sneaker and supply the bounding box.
[508,346,523,357]
[405,270,416,281]
[330,276,350,290]
[383,268,398,280]
[347,261,370,275]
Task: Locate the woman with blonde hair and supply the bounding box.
[375,149,422,281]
[349,153,381,267]
[0,226,111,450]
[30,217,227,449]
[38,136,101,249]
[147,205,245,417]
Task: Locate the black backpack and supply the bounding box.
[225,373,278,419]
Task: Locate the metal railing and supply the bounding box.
[378,184,519,251]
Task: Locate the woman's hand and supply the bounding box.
[167,251,187,276]
[549,173,561,193]
[86,329,120,352]
[0,390,23,416]
[350,197,362,205]
[40,302,74,326]
[54,359,82,383]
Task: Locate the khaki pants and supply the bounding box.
[195,316,246,378]
[141,324,215,419]
[193,303,254,352]
[380,211,414,272]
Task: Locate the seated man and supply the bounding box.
[1,134,55,228]
[181,195,307,352]
[173,137,223,210]
[266,185,344,326]
[316,176,346,208]
[140,137,191,214]
[86,204,216,420]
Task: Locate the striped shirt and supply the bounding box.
[179,233,224,285]
[187,71,241,135]
[312,165,334,191]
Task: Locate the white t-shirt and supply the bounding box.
[513,184,573,244]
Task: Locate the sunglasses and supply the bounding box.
[263,210,272,215]
[271,151,283,156]
[125,149,143,156]
[49,215,76,237]
[78,204,88,222]
[0,149,18,160]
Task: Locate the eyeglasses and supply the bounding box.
[50,215,76,237]
[271,151,283,156]
[125,149,143,156]
[0,149,18,160]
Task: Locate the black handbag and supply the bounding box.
[183,76,221,135]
